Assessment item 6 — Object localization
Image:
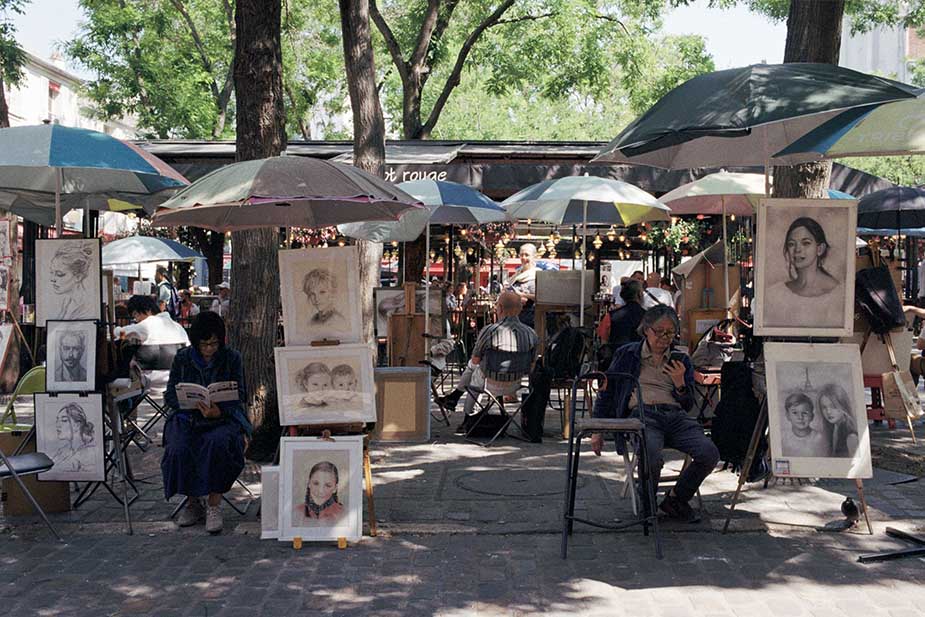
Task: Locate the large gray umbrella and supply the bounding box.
[594,63,919,170]
[152,156,422,231]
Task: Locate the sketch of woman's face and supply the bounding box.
[819,394,848,425]
[49,257,83,295]
[305,372,331,393]
[785,226,825,272]
[306,279,335,313]
[55,410,73,442]
[308,470,337,505]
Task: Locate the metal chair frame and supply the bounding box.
[0,443,62,542]
[561,371,662,559]
[462,379,530,447]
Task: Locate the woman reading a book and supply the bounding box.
[161,312,251,534]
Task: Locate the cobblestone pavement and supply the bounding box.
[3,394,925,616]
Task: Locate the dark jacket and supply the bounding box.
[592,340,694,419]
[607,301,645,348]
[165,346,252,437]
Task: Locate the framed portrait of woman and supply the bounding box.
[279,246,361,345]
[36,238,103,327]
[754,198,856,337]
[765,343,871,479]
[34,392,105,482]
[274,344,376,426]
[46,320,98,392]
[278,436,363,542]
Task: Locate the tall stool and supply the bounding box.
[561,371,662,559]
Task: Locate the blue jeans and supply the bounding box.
[632,405,719,504]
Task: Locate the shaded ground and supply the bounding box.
[3,390,925,616]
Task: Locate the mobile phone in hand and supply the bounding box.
[669,351,686,365]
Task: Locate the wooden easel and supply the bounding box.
[878,330,918,443]
[282,336,377,541]
[388,282,426,367]
[722,393,873,536]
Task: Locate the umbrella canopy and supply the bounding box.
[857,227,925,237]
[857,186,925,230]
[501,176,669,225]
[660,172,855,216]
[102,236,204,266]
[0,124,188,229]
[775,96,925,164]
[152,156,422,231]
[594,63,919,170]
[338,179,506,242]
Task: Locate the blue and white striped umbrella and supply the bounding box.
[0,124,187,229]
[338,179,507,242]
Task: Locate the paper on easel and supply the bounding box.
[880,370,924,420]
[175,381,238,409]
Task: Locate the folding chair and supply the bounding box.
[462,378,530,447]
[0,446,63,541]
[561,371,662,559]
[0,366,46,426]
[420,360,452,426]
[139,369,171,439]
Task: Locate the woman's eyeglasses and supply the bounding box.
[648,327,676,339]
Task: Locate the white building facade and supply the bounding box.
[3,51,136,137]
[840,19,925,83]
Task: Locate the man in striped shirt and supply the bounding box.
[436,291,538,431]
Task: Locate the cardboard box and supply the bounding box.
[372,367,430,442]
[0,430,70,515]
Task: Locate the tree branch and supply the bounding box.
[494,11,557,26]
[422,0,515,136]
[169,0,221,103]
[369,0,409,83]
[409,0,441,70]
[593,13,629,35]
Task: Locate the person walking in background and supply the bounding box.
[211,282,231,318]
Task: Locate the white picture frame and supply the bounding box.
[279,246,361,345]
[34,392,105,482]
[0,264,10,312]
[535,270,596,306]
[0,324,14,375]
[46,320,97,392]
[765,343,872,479]
[278,436,363,542]
[261,465,280,540]
[754,198,856,337]
[0,217,12,265]
[274,344,376,426]
[374,286,446,337]
[36,238,103,327]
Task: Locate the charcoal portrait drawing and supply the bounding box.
[35,393,105,482]
[36,239,102,326]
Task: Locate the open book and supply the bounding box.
[175,381,239,410]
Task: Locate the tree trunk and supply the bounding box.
[340,0,386,344]
[230,0,286,435]
[0,75,9,128]
[773,0,845,199]
[190,228,226,289]
[401,234,427,285]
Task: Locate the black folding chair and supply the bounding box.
[462,378,530,447]
[0,445,63,542]
[561,371,662,559]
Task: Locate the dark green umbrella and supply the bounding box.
[594,63,919,170]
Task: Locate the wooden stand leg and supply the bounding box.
[364,441,377,537]
[855,478,873,535]
[906,414,917,445]
[7,310,34,365]
[722,399,768,534]
[562,392,572,441]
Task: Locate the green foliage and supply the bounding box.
[840,155,925,187]
[647,218,705,253]
[0,0,28,86]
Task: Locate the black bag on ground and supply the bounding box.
[710,361,766,476]
[545,326,584,380]
[856,266,905,334]
[461,410,510,439]
[520,360,553,443]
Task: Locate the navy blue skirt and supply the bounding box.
[161,413,245,499]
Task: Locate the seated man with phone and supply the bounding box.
[591,305,719,523]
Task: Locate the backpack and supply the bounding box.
[855,266,905,334]
[544,326,585,380]
[160,281,181,321]
[710,361,768,480]
[520,360,553,442]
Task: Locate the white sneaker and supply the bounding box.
[177,497,204,527]
[205,505,223,534]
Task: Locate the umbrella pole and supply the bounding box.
[580,203,587,327]
[55,167,63,234]
[723,197,730,316]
